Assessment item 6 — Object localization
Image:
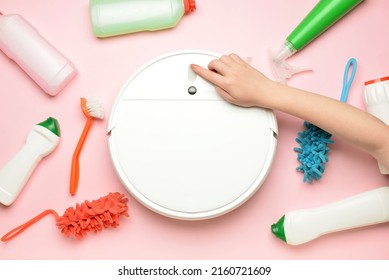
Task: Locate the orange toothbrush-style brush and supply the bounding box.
[1,192,129,241]
[70,98,104,195]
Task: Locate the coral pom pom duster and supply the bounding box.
[2,192,129,242]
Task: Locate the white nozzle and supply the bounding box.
[273,41,295,63]
[270,41,311,84]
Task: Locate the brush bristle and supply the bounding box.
[294,121,334,183]
[86,98,105,119]
[56,192,129,240]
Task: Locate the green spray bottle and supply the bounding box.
[272,0,364,83]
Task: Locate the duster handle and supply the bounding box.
[1,209,59,242]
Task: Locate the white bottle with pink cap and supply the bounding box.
[0,12,77,96]
[364,77,389,174]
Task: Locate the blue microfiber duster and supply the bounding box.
[294,58,357,183]
[294,121,334,182]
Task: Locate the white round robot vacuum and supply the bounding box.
[107,50,278,220]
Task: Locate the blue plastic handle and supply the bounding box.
[340,58,357,103]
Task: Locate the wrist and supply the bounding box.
[256,78,280,109]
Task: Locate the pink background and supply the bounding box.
[1,0,388,260]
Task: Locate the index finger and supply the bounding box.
[190,63,225,88]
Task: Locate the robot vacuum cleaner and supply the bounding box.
[107,50,278,220]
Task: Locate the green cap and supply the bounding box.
[271,215,287,243]
[37,117,61,137]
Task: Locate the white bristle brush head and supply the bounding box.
[86,98,105,120]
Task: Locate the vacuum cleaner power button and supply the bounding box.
[188,86,197,95]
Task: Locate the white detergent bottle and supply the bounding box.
[0,117,60,206]
[90,0,196,37]
[0,12,77,96]
[271,187,389,245]
[364,77,389,174]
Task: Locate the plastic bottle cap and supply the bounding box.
[271,215,287,242]
[37,117,61,137]
[183,0,196,14]
[365,76,389,86]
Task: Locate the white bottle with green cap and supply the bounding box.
[271,187,389,245]
[0,117,60,206]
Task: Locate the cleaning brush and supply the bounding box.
[70,97,105,195]
[294,58,357,183]
[1,192,129,241]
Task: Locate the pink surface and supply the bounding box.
[0,0,388,260]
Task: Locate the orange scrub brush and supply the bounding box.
[70,97,104,195]
[1,192,129,242]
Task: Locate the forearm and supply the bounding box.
[191,54,389,169]
[268,82,389,166]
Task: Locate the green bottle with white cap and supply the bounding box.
[89,0,196,37]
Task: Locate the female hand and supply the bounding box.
[190,53,275,108]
